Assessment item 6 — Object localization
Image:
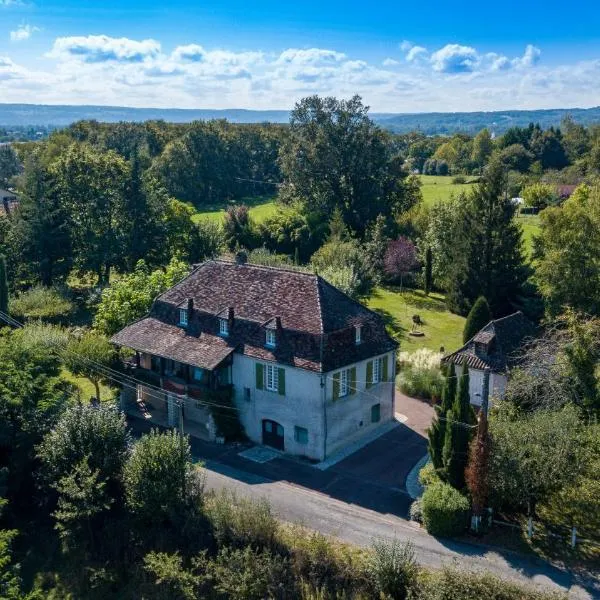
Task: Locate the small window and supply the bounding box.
[355,325,362,345]
[294,426,308,444]
[372,358,382,384]
[193,367,205,383]
[265,364,278,392]
[340,369,349,397]
[150,355,161,373]
[219,318,229,336]
[265,328,276,348]
[371,403,381,423]
[179,308,188,326]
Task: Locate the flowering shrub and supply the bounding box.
[397,349,444,400]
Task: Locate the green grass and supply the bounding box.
[418,174,476,206]
[192,195,278,224]
[61,367,117,404]
[517,213,541,258]
[366,287,465,354]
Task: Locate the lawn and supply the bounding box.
[366,287,465,354]
[418,174,476,206]
[61,367,117,404]
[516,213,541,258]
[192,195,278,224]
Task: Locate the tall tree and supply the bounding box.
[471,128,494,170]
[463,296,492,343]
[446,159,529,316]
[0,145,20,188]
[427,362,456,474]
[8,152,72,286]
[280,95,417,235]
[442,361,476,490]
[51,144,129,284]
[536,184,600,317]
[0,255,7,314]
[424,247,433,296]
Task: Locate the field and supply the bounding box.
[192,195,278,224]
[418,174,476,206]
[366,287,465,354]
[517,213,541,258]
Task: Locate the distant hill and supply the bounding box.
[2,103,600,135]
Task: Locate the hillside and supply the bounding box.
[2,102,600,134]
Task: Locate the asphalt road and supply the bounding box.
[201,459,598,600]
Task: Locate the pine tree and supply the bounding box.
[0,254,8,314]
[446,159,529,316]
[463,296,492,343]
[424,247,433,295]
[427,363,456,473]
[443,361,476,490]
[466,406,490,521]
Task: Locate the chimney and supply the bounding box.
[235,250,248,265]
[187,298,194,317]
[274,316,282,330]
[227,307,235,330]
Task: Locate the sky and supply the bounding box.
[1,0,600,113]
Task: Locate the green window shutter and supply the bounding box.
[382,355,389,382]
[350,367,357,395]
[255,363,264,390]
[333,372,340,401]
[278,368,286,396]
[366,361,373,388]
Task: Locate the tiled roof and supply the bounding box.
[444,311,536,373]
[111,317,235,370]
[112,260,397,373]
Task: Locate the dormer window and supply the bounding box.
[266,328,276,348]
[355,325,362,345]
[179,308,188,327]
[219,318,229,337]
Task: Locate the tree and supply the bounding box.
[427,363,456,474]
[0,255,7,314]
[223,204,256,251]
[471,128,494,170]
[445,159,529,316]
[496,144,534,173]
[442,361,476,490]
[561,115,590,163]
[529,127,568,170]
[8,152,72,286]
[488,404,587,517]
[0,500,22,600]
[521,182,555,209]
[51,144,129,284]
[364,214,391,285]
[384,237,418,288]
[64,332,115,401]
[0,145,20,188]
[536,184,600,317]
[279,95,416,235]
[94,258,189,336]
[465,405,490,522]
[462,296,492,343]
[423,247,433,295]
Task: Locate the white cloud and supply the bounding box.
[1,0,25,6]
[276,48,346,65]
[399,40,413,52]
[10,24,40,42]
[430,44,479,73]
[512,44,541,69]
[48,35,161,63]
[406,46,428,63]
[382,58,399,67]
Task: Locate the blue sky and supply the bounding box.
[1,0,600,111]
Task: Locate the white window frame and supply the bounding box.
[355,325,362,345]
[339,369,350,397]
[179,308,188,326]
[219,318,229,336]
[265,328,276,348]
[265,364,278,392]
[372,357,382,384]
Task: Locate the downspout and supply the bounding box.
[320,332,327,461]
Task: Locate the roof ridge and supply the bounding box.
[491,311,523,325]
[213,258,316,278]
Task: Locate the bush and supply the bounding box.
[452,175,467,184]
[418,462,439,488]
[397,351,444,400]
[421,482,470,537]
[9,285,73,321]
[409,499,423,523]
[370,539,419,600]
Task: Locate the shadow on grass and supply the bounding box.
[197,194,276,213]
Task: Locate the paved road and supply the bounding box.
[201,460,597,600]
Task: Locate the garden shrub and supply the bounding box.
[370,539,419,600]
[418,462,439,488]
[9,285,73,321]
[409,499,423,523]
[452,175,467,184]
[421,482,470,537]
[397,349,444,400]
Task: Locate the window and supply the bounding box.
[219,318,229,336]
[265,328,276,348]
[372,358,381,384]
[266,364,278,392]
[355,325,362,345]
[193,367,206,383]
[371,404,381,423]
[150,355,161,373]
[333,367,355,400]
[294,426,308,444]
[179,308,188,326]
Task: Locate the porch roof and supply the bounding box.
[111,317,234,370]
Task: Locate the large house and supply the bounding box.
[111,258,398,461]
[443,311,536,407]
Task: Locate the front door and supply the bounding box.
[262,419,284,451]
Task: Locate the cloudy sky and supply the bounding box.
[1,0,600,112]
